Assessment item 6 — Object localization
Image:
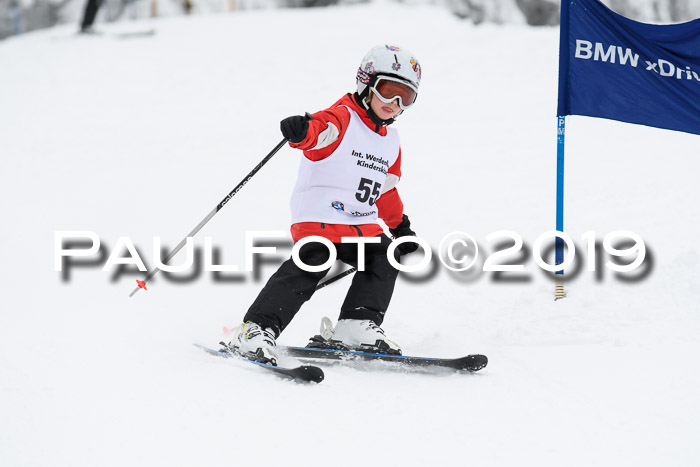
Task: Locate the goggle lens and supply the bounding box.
[371,78,417,110]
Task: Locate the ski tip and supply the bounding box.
[299,365,325,383]
[466,354,488,372]
[136,280,147,291]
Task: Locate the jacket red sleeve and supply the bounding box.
[376,148,404,229]
[288,103,351,162]
[287,93,389,162]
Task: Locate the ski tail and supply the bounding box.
[193,344,324,383]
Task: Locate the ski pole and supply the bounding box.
[315,267,356,291]
[314,241,409,291]
[129,136,291,298]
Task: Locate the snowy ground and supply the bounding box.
[1,4,699,466]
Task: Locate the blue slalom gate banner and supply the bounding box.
[553,1,699,285]
[558,0,700,135]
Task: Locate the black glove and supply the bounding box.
[280,113,312,143]
[389,214,419,255]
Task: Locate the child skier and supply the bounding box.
[230,44,422,364]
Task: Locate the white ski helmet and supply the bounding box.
[356,44,422,101]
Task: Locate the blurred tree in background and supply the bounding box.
[445,0,700,25]
[515,0,559,25]
[1,0,699,40]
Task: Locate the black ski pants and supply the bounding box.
[243,234,399,336]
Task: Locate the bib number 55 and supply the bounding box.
[355,178,382,206]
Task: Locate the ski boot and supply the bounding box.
[223,321,278,366]
[307,317,402,355]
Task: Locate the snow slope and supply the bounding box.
[1,4,699,466]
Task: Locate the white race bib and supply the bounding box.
[290,107,400,225]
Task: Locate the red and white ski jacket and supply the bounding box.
[288,93,405,243]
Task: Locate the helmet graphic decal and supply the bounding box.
[385,45,401,51]
[357,61,374,84]
[410,58,421,80]
[392,54,401,72]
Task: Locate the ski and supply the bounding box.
[280,345,488,373]
[72,28,156,40]
[111,29,156,39]
[193,344,324,384]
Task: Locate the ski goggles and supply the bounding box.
[370,76,418,110]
